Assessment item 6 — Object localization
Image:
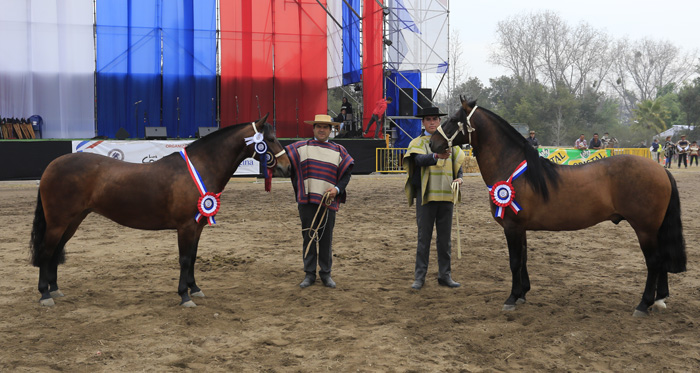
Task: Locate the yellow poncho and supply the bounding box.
[403,135,465,206]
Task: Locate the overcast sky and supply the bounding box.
[448,0,700,84]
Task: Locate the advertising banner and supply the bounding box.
[72,140,260,175]
[539,147,611,165]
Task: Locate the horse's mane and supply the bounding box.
[185,120,272,152]
[470,100,561,201]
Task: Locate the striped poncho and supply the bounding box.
[285,139,354,211]
[403,135,465,206]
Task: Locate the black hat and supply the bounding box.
[415,106,447,118]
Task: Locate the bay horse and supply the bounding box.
[430,96,686,316]
[30,114,291,307]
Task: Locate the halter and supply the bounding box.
[436,105,477,147]
[246,122,286,165]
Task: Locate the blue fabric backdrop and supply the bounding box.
[342,0,361,85]
[385,70,421,148]
[96,0,216,139]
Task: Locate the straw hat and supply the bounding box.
[304,114,340,126]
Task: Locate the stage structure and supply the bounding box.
[383,0,449,148]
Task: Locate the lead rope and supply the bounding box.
[303,192,333,258]
[451,180,462,259]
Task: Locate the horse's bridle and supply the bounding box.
[248,122,286,168]
[436,105,477,147]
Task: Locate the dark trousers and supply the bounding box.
[678,153,688,168]
[414,192,453,281]
[691,154,698,166]
[299,203,336,277]
[364,114,382,138]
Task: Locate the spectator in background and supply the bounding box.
[340,97,353,115]
[689,141,699,166]
[650,138,661,163]
[575,134,587,150]
[363,97,392,139]
[663,136,675,169]
[676,134,690,168]
[589,133,602,150]
[526,130,539,149]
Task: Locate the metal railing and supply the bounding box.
[375,147,651,173]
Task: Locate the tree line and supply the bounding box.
[438,11,700,147]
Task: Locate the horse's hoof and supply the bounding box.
[181,300,197,308]
[651,299,667,313]
[516,298,526,305]
[502,304,516,311]
[190,291,205,298]
[632,309,649,317]
[50,290,64,298]
[39,298,55,307]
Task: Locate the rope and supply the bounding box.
[451,180,462,259]
[303,192,333,258]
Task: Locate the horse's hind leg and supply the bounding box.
[633,233,661,316]
[651,271,669,313]
[38,214,88,305]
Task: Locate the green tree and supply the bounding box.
[678,77,700,126]
[632,99,669,134]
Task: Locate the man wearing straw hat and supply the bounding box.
[403,106,465,290]
[285,114,354,289]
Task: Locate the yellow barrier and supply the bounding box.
[375,147,650,173]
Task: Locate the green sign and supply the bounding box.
[538,147,611,165]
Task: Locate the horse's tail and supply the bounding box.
[29,189,62,267]
[657,170,686,273]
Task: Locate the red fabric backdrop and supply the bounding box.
[220,0,327,138]
[220,1,273,127]
[362,0,385,138]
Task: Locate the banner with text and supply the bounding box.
[539,147,611,165]
[71,140,260,175]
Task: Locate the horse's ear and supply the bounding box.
[259,113,269,124]
[459,95,466,104]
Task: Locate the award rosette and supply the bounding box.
[245,124,273,191]
[487,160,528,219]
[180,149,221,225]
[197,192,221,220]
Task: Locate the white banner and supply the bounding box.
[71,140,261,175]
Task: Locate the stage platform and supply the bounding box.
[0,138,386,181]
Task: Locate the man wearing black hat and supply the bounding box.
[403,106,464,290]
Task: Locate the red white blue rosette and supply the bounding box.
[487,160,528,219]
[198,192,221,218]
[491,180,515,207]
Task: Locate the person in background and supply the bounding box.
[589,133,602,150]
[689,141,699,166]
[526,130,539,149]
[676,134,690,168]
[663,136,675,169]
[340,96,353,115]
[403,106,465,290]
[285,114,354,289]
[363,97,392,139]
[574,134,587,150]
[650,138,660,163]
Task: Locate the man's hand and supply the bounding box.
[435,148,451,159]
[453,177,463,185]
[325,187,338,200]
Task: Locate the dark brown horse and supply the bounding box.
[30,114,291,307]
[430,96,686,316]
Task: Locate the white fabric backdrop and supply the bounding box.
[0,0,95,138]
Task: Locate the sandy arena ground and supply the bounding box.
[0,167,699,372]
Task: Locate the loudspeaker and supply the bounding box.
[144,126,167,140]
[197,127,218,138]
[115,127,130,140]
[417,88,433,110]
[398,88,414,116]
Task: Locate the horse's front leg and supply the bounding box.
[176,224,201,307]
[503,224,527,311]
[187,226,206,298]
